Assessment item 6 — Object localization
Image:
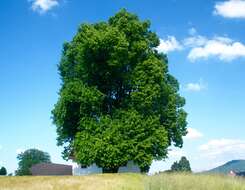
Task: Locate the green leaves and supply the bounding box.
[52,9,187,173]
[52,80,104,148]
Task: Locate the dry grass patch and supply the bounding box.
[1,173,245,190]
[0,174,144,190]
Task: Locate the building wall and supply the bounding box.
[73,161,140,176]
[31,163,72,176]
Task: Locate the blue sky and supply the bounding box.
[1,0,245,174]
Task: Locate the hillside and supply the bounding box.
[206,160,245,174]
[1,173,245,190]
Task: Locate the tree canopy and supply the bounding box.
[52,9,187,173]
[170,156,192,172]
[0,167,7,176]
[15,149,51,176]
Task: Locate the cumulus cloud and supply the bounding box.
[184,127,203,140]
[156,28,245,62]
[29,0,59,13]
[168,149,186,158]
[199,139,245,159]
[156,36,182,53]
[214,0,245,18]
[187,36,245,61]
[184,35,208,47]
[184,79,207,92]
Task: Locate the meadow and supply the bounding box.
[0,173,245,190]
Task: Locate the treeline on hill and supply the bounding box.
[205,160,245,174]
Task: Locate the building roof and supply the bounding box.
[30,163,72,176]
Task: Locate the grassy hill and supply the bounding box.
[206,160,245,174]
[1,173,245,190]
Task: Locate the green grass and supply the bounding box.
[0,173,245,190]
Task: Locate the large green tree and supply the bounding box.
[15,149,51,176]
[52,9,187,173]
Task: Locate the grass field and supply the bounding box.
[0,173,245,190]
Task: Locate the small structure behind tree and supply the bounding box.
[30,163,72,176]
[73,161,140,175]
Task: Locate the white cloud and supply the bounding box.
[16,148,25,154]
[0,145,2,150]
[184,35,208,47]
[157,29,245,62]
[199,139,245,159]
[188,27,197,36]
[187,36,245,61]
[29,0,59,13]
[214,0,245,18]
[156,36,182,53]
[184,127,203,140]
[184,79,206,92]
[185,83,204,92]
[168,149,186,158]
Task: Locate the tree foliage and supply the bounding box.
[170,156,192,172]
[0,167,7,176]
[15,149,51,176]
[52,9,187,173]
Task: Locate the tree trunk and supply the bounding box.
[102,167,119,173]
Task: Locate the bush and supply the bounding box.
[0,167,7,176]
[170,156,192,172]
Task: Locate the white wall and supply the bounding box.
[73,164,102,176]
[73,161,140,176]
[118,161,141,173]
